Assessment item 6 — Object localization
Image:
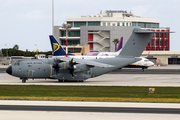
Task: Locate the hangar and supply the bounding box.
[142,51,180,65]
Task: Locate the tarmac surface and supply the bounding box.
[0,101,180,120]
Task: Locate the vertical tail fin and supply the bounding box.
[115,37,123,52]
[49,35,74,56]
[118,28,169,57]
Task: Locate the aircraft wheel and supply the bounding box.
[22,79,26,83]
[58,79,63,82]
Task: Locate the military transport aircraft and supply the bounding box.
[6,28,165,83]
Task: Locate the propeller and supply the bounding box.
[67,58,77,78]
[53,58,60,74]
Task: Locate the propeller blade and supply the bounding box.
[52,58,61,75]
[68,58,76,78]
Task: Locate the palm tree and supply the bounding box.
[112,39,119,51]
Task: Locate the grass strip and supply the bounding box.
[0,85,180,102]
[0,96,180,103]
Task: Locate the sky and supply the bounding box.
[0,0,179,52]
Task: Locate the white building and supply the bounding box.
[53,10,170,52]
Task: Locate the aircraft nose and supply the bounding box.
[6,66,12,75]
[150,62,154,66]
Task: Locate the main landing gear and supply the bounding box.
[21,78,28,83]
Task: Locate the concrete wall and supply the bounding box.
[80,26,140,52]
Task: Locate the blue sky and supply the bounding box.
[0,0,179,51]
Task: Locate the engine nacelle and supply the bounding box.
[59,62,93,72]
[59,62,70,70]
[74,64,92,72]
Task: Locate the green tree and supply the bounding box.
[13,44,19,50]
[112,38,119,51]
[0,49,3,57]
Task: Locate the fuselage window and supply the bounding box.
[33,62,42,64]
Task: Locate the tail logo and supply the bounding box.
[53,43,60,53]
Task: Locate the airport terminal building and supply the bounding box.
[53,10,170,53]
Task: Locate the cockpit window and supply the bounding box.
[144,60,149,62]
[14,62,20,66]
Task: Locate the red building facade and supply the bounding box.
[145,29,169,51]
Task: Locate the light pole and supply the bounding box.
[52,0,54,35]
[62,24,71,57]
[5,44,8,57]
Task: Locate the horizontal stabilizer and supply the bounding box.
[134,29,173,34]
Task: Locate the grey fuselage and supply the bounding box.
[7,56,140,81]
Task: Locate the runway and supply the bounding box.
[0,101,180,120]
[1,105,180,114]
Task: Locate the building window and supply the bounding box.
[151,40,154,46]
[138,23,145,28]
[107,22,110,26]
[103,22,106,26]
[132,22,159,28]
[126,23,128,26]
[61,31,80,37]
[132,22,137,26]
[74,22,86,27]
[68,48,82,53]
[160,40,161,46]
[67,22,73,27]
[61,39,80,45]
[88,22,100,26]
[156,33,160,38]
[151,23,159,28]
[146,23,151,28]
[165,40,168,46]
[122,22,124,26]
[165,33,167,38]
[129,23,131,26]
[117,22,120,26]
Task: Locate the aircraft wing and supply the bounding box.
[57,57,115,68]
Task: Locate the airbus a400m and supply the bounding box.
[6,28,168,83]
